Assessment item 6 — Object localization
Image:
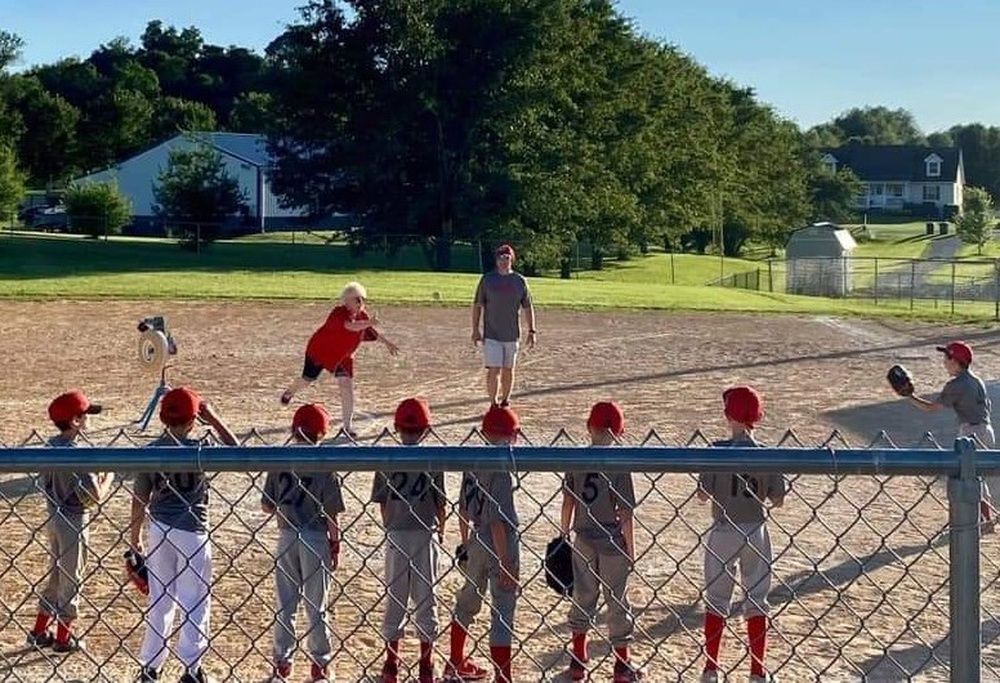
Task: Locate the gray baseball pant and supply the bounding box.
[273,528,334,668]
[39,509,88,620]
[453,530,519,647]
[704,521,773,618]
[382,528,438,642]
[567,536,634,646]
[958,423,999,504]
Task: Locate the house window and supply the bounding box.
[923,185,941,202]
[871,184,884,196]
[887,183,904,197]
[925,154,942,177]
[821,153,838,174]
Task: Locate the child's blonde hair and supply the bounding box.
[339,281,368,303]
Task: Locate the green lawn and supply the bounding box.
[850,222,939,260]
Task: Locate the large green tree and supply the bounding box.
[0,144,26,218]
[806,106,926,146]
[955,186,994,254]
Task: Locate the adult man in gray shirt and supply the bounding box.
[471,243,536,408]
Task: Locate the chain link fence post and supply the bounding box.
[949,437,981,682]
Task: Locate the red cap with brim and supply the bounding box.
[160,387,203,426]
[482,406,519,439]
[723,386,764,427]
[395,398,432,432]
[937,341,973,366]
[293,403,331,441]
[48,390,102,423]
[587,401,625,436]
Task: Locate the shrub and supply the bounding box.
[64,181,132,238]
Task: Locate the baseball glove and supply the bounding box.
[887,364,915,397]
[544,536,574,597]
[124,549,149,596]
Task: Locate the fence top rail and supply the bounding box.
[0,440,992,475]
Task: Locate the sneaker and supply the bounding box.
[380,661,398,683]
[612,661,643,683]
[26,630,54,648]
[443,659,490,681]
[700,671,720,683]
[52,635,85,654]
[499,399,510,408]
[569,658,586,681]
[135,667,160,682]
[269,661,292,682]
[749,675,777,683]
[310,663,331,682]
[280,390,293,405]
[178,669,214,683]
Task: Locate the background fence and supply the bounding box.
[0,430,997,682]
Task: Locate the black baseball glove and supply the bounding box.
[125,549,149,596]
[887,364,915,397]
[544,536,574,597]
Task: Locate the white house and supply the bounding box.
[74,132,308,234]
[820,144,965,217]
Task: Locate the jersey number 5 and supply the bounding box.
[277,473,313,509]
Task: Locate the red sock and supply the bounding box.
[420,641,433,668]
[55,621,72,645]
[449,622,467,665]
[614,646,629,665]
[747,615,768,677]
[386,639,400,666]
[572,632,587,663]
[31,612,51,635]
[490,645,512,683]
[704,612,725,671]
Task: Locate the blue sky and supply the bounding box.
[2,0,998,133]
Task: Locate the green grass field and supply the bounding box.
[0,229,994,321]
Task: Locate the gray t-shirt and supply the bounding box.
[699,437,788,525]
[474,271,532,342]
[42,435,101,517]
[940,368,992,425]
[263,471,345,532]
[460,471,519,534]
[371,471,446,531]
[563,470,636,554]
[134,435,209,533]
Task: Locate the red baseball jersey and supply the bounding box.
[305,305,379,371]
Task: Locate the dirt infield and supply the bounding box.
[1,300,999,682]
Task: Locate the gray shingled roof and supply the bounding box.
[822,145,962,182]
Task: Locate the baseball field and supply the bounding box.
[1,234,999,681]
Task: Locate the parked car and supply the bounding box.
[24,205,69,231]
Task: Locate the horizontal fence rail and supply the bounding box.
[0,431,996,682]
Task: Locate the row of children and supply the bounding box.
[28,384,784,683]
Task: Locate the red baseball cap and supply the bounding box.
[495,244,515,259]
[160,387,203,426]
[723,386,764,427]
[938,341,973,366]
[48,390,102,424]
[293,403,331,441]
[482,405,519,439]
[395,397,432,432]
[587,401,625,436]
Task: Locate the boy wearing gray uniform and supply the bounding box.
[560,401,641,683]
[375,398,446,683]
[27,390,112,653]
[697,386,786,683]
[907,341,997,522]
[130,387,239,683]
[446,406,521,683]
[263,403,343,683]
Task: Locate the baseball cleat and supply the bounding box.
[26,630,54,648]
[612,661,643,682]
[135,667,160,682]
[51,635,85,654]
[268,661,292,682]
[443,658,490,681]
[749,675,777,683]
[178,668,214,683]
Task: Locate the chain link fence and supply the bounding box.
[0,428,998,682]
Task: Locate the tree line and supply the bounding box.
[1,2,999,272]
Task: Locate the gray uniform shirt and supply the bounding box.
[42,436,101,517]
[564,471,636,553]
[263,471,345,532]
[371,471,445,531]
[940,368,992,425]
[460,471,519,534]
[699,438,788,524]
[134,435,209,533]
[474,271,532,342]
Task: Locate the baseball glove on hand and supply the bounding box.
[544,536,574,597]
[124,549,149,595]
[887,364,915,397]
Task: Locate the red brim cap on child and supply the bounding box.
[48,390,103,423]
[482,405,520,439]
[395,398,432,432]
[587,401,625,436]
[937,341,973,366]
[293,403,331,441]
[723,386,764,427]
[160,387,203,426]
[496,244,515,260]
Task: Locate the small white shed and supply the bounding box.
[785,222,858,297]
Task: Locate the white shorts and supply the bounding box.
[483,339,520,369]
